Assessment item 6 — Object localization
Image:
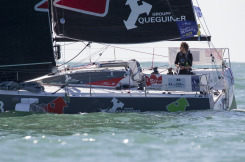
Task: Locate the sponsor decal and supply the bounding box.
[146,75,162,86]
[124,0,152,30]
[176,21,198,40]
[168,78,185,88]
[145,75,162,90]
[0,101,4,112]
[135,0,186,29]
[191,75,200,91]
[101,98,140,113]
[138,12,186,26]
[44,97,68,114]
[123,0,186,30]
[35,0,48,12]
[166,98,189,112]
[125,0,187,30]
[53,0,110,17]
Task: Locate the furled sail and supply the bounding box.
[0,0,56,82]
[49,0,197,43]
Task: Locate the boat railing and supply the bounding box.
[144,74,211,95]
[222,48,231,69]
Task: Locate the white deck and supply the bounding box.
[0,84,216,99]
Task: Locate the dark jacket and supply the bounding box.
[174,51,193,74]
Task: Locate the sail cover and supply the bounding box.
[49,0,197,43]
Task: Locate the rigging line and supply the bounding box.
[89,45,111,57]
[151,48,155,68]
[93,46,111,63]
[55,36,87,45]
[72,51,100,67]
[58,42,91,67]
[168,0,209,43]
[60,41,80,46]
[73,50,107,67]
[166,0,182,41]
[0,67,55,71]
[193,4,220,71]
[0,69,55,73]
[196,14,211,43]
[57,0,67,65]
[106,45,168,58]
[191,1,211,44]
[193,2,221,78]
[94,55,102,63]
[0,62,53,68]
[72,52,100,67]
[209,42,223,60]
[59,3,69,100]
[210,48,222,81]
[53,1,62,39]
[72,45,111,67]
[195,0,211,36]
[196,16,215,64]
[166,0,177,20]
[0,69,54,74]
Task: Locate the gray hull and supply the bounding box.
[41,70,126,85]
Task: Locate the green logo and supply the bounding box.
[166,98,189,112]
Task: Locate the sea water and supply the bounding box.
[0,63,244,162]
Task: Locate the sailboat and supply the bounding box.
[0,0,236,114]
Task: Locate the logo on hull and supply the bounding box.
[101,98,140,113]
[44,97,68,114]
[166,98,189,112]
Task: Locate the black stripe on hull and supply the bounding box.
[0,94,210,114]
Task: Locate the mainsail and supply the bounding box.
[0,0,56,82]
[49,0,197,43]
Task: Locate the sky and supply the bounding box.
[197,0,245,62]
[61,0,245,63]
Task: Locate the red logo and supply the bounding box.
[35,0,48,12]
[44,97,68,114]
[146,75,162,86]
[53,0,110,17]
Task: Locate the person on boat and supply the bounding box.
[174,42,193,75]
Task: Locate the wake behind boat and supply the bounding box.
[0,0,236,114]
